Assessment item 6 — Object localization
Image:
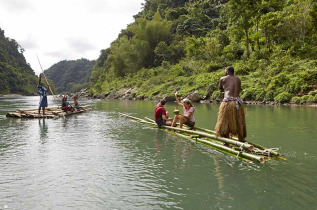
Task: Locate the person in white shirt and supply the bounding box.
[171,91,195,128]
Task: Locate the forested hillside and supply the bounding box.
[45,58,95,94]
[90,0,317,104]
[0,28,37,95]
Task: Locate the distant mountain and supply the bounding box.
[0,28,37,95]
[45,58,96,94]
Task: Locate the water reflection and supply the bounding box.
[1,98,316,209]
[214,156,225,200]
[38,119,48,142]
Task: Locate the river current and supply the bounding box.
[0,96,316,209]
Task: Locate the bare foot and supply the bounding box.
[223,142,230,147]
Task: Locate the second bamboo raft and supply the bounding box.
[6,105,91,119]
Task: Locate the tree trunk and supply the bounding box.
[245,28,250,57]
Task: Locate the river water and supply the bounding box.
[0,96,316,209]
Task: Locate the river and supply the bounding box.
[0,96,316,209]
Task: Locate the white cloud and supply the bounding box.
[1,0,34,14]
[66,37,96,52]
[19,34,38,49]
[0,0,145,74]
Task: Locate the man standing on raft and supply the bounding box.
[215,66,246,142]
[37,74,48,115]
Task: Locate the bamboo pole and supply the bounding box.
[119,113,254,151]
[120,113,266,163]
[37,55,65,119]
[17,106,60,112]
[173,131,251,162]
[176,133,266,163]
[144,116,280,157]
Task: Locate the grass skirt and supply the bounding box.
[215,101,246,141]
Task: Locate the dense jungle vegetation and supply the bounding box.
[45,58,95,94]
[0,28,38,95]
[89,0,317,104]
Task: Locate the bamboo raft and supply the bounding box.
[6,105,91,119]
[119,113,286,164]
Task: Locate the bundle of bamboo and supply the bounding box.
[119,113,285,163]
[6,105,91,119]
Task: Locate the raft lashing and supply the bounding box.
[119,113,285,164]
[6,105,91,119]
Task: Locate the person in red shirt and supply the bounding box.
[155,99,171,127]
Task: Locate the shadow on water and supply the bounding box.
[38,119,48,142]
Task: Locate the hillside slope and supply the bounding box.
[45,58,95,94]
[90,0,317,104]
[0,28,37,95]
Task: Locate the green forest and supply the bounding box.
[44,59,95,94]
[0,28,38,95]
[89,0,317,104]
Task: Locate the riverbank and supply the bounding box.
[85,88,317,107]
[0,94,23,97]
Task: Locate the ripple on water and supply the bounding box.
[1,99,317,209]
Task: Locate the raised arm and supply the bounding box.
[175,91,183,106]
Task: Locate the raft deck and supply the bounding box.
[119,113,285,164]
[6,105,91,119]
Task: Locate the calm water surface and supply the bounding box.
[0,96,316,209]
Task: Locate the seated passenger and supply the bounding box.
[154,99,172,128]
[171,91,195,129]
[61,95,73,113]
[72,94,82,110]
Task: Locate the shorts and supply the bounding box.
[185,119,195,127]
[156,118,166,128]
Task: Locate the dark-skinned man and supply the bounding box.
[37,74,49,116]
[215,66,247,142]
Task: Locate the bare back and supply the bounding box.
[219,75,241,98]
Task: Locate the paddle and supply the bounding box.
[37,55,65,119]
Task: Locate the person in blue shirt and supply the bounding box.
[37,74,49,115]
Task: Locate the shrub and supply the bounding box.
[205,61,222,72]
[291,96,301,104]
[255,90,266,101]
[241,88,257,100]
[308,90,317,96]
[299,95,310,104]
[307,95,317,103]
[274,92,292,103]
[211,90,222,100]
[264,91,275,101]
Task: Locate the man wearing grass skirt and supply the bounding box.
[37,74,49,115]
[215,66,247,142]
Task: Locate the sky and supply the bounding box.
[0,0,145,75]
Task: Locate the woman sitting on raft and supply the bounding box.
[171,91,195,128]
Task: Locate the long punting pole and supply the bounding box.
[119,113,270,163]
[37,55,65,119]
